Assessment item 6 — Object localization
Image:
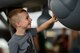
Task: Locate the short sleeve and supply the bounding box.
[8,39,19,53]
[29,28,37,37]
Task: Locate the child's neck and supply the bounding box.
[16,28,26,36]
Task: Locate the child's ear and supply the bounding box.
[16,22,21,27]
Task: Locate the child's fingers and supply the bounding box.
[53,18,58,22]
[53,15,58,22]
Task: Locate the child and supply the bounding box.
[8,8,57,53]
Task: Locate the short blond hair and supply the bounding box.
[8,8,27,28]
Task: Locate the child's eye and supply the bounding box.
[26,16,29,19]
[26,17,28,19]
[26,17,29,19]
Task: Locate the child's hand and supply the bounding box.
[52,14,58,22]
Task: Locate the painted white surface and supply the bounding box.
[0,38,9,53]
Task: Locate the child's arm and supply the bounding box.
[37,14,57,32]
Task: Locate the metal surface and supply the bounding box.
[50,0,80,31]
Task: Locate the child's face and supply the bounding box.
[17,12,32,29]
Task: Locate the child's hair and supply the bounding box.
[8,8,27,28]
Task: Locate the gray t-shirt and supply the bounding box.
[8,28,37,53]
